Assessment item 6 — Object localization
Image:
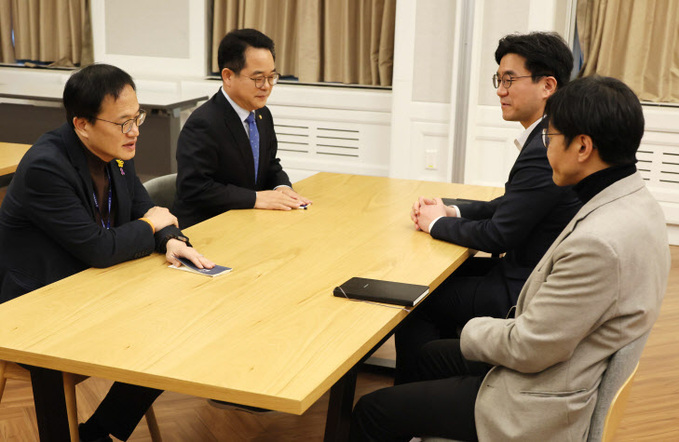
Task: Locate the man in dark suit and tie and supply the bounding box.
[396,32,582,384]
[174,28,311,228]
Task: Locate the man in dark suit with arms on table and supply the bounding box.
[394,32,583,385]
[0,64,214,441]
[174,28,311,228]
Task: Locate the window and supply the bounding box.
[576,0,679,103]
[210,0,396,87]
[0,0,92,68]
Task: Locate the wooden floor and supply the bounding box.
[2,248,678,441]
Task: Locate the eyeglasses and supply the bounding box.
[247,73,281,88]
[492,73,536,90]
[542,128,563,147]
[95,109,146,134]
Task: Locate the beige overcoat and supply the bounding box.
[462,172,670,441]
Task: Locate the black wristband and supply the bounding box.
[154,225,192,253]
[159,233,191,253]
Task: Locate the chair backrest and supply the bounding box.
[144,173,177,209]
[587,331,650,442]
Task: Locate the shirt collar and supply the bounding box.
[221,87,251,123]
[514,117,544,151]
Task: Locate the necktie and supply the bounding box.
[246,112,260,181]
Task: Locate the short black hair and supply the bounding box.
[495,32,573,89]
[217,28,275,74]
[63,64,136,127]
[545,75,644,166]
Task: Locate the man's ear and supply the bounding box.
[576,134,596,163]
[72,117,89,140]
[543,76,558,97]
[221,68,233,86]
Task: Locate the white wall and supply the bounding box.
[389,0,462,183]
[91,0,208,77]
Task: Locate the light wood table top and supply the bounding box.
[0,142,31,176]
[0,173,503,415]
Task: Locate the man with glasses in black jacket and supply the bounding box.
[0,63,213,442]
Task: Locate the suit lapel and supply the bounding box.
[507,120,547,179]
[525,119,546,147]
[519,172,646,312]
[549,172,645,260]
[62,125,98,218]
[217,92,257,186]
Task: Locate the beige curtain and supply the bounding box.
[212,0,395,86]
[9,0,93,66]
[212,0,299,77]
[577,0,679,103]
[0,0,15,63]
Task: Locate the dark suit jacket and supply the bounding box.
[430,120,582,300]
[173,89,291,227]
[0,123,181,303]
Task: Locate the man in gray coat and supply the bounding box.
[350,76,670,441]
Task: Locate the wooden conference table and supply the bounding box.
[0,142,31,177]
[0,172,502,441]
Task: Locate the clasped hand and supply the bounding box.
[411,197,455,233]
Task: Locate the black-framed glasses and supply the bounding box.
[95,109,146,134]
[542,128,563,147]
[248,73,281,88]
[492,73,535,90]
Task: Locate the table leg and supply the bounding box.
[324,367,358,442]
[29,366,70,441]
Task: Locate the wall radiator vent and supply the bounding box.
[637,135,679,187]
[275,123,360,158]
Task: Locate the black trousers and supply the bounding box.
[395,257,515,384]
[26,365,162,441]
[350,339,491,442]
[86,381,163,440]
